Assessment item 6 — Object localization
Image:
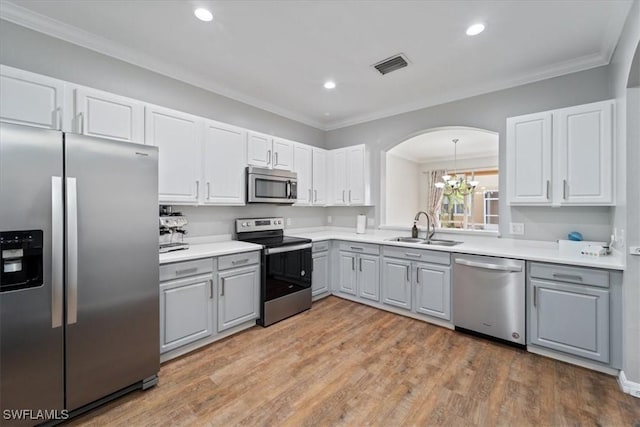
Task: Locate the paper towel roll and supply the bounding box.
[356,215,366,234]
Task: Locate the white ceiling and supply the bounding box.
[389,127,499,163]
[0,0,633,130]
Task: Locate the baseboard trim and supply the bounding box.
[618,371,640,398]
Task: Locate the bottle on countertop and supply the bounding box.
[411,221,418,238]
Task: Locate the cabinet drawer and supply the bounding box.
[382,246,450,266]
[218,251,260,271]
[338,241,379,255]
[529,262,609,288]
[160,258,214,282]
[312,241,330,253]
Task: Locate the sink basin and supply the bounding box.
[386,237,426,243]
[420,239,462,247]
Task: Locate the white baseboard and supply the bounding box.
[618,371,640,398]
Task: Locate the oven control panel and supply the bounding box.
[236,217,284,233]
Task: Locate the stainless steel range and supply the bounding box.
[236,217,312,326]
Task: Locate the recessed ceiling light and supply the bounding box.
[194,8,213,22]
[323,81,336,89]
[324,112,331,116]
[466,23,485,36]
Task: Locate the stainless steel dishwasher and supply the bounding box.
[452,254,525,345]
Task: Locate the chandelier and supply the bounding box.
[434,139,479,197]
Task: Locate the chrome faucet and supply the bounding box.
[414,211,436,240]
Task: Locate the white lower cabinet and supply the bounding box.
[382,247,452,320]
[528,262,610,363]
[336,243,380,301]
[160,274,214,353]
[414,262,451,320]
[312,249,330,297]
[217,264,260,332]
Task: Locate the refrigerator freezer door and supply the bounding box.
[0,123,65,417]
[64,133,159,411]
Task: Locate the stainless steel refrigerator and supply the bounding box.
[0,123,159,423]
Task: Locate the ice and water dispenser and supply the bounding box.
[0,230,43,292]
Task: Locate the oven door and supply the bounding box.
[263,243,312,302]
[247,172,297,204]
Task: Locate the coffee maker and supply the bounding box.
[159,206,189,253]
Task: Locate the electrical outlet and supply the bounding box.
[286,218,292,226]
[510,223,525,235]
[327,215,332,224]
[367,218,375,226]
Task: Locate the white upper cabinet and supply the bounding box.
[247,131,272,168]
[202,120,247,205]
[507,112,552,205]
[247,132,294,171]
[0,65,65,130]
[75,87,144,143]
[506,100,615,206]
[312,148,327,205]
[272,138,294,170]
[145,105,202,204]
[556,100,613,205]
[329,149,348,205]
[328,144,370,206]
[293,143,313,205]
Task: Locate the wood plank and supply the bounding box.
[68,297,640,426]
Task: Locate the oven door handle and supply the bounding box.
[264,243,312,255]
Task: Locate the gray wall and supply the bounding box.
[609,0,640,384]
[326,65,615,241]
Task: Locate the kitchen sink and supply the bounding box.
[421,239,462,247]
[385,237,462,246]
[386,237,426,243]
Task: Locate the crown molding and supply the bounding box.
[324,51,610,131]
[0,1,327,130]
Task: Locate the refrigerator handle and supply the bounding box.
[51,177,64,328]
[67,177,79,325]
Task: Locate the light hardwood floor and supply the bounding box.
[69,296,640,426]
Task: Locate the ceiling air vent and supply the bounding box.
[372,54,409,75]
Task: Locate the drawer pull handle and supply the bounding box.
[552,273,583,281]
[176,267,198,276]
[405,252,421,258]
[232,258,249,265]
[350,246,364,251]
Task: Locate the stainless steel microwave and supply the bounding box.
[247,166,297,204]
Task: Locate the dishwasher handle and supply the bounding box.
[455,258,522,273]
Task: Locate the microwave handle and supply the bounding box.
[289,181,297,199]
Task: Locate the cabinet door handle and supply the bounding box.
[342,190,345,203]
[176,267,197,276]
[267,150,271,166]
[78,112,84,134]
[195,180,200,199]
[209,279,214,299]
[220,278,225,296]
[552,273,583,281]
[351,257,355,271]
[563,179,568,200]
[206,182,211,200]
[314,190,317,202]
[309,189,312,202]
[359,258,362,272]
[416,267,420,284]
[349,190,352,203]
[406,265,410,282]
[546,180,550,200]
[533,286,537,306]
[275,152,278,166]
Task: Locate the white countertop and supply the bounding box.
[285,228,625,271]
[158,227,624,270]
[159,240,262,264]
